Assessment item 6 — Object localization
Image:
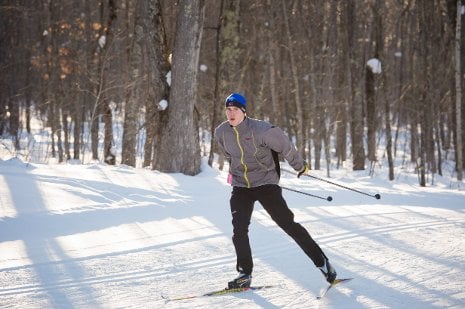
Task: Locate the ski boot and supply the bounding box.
[228,273,252,289]
[319,258,337,284]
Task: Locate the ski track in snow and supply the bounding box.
[1,157,465,308]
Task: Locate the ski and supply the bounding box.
[317,278,353,299]
[163,285,275,302]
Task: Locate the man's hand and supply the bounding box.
[297,162,309,178]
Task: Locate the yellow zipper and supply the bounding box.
[233,127,250,188]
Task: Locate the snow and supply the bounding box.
[158,99,168,111]
[98,36,106,49]
[1,154,464,308]
[367,58,382,74]
[166,71,171,86]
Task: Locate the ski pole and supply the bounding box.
[281,186,333,202]
[282,168,381,200]
[304,174,381,200]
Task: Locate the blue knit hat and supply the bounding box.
[225,93,246,113]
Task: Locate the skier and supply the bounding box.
[214,93,337,289]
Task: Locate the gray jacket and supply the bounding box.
[214,117,305,188]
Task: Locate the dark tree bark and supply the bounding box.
[154,0,205,175]
[281,0,305,157]
[143,0,170,168]
[122,0,140,167]
[100,0,117,165]
[345,0,365,170]
[207,0,225,169]
[366,64,376,162]
[454,0,463,180]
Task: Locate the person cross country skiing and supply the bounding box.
[214,93,337,289]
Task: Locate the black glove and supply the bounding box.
[297,162,309,178]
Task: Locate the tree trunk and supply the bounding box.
[346,0,365,170]
[122,0,141,167]
[143,0,170,168]
[63,112,71,160]
[366,65,376,162]
[455,0,463,181]
[102,0,117,165]
[265,0,279,127]
[281,0,305,157]
[208,0,225,168]
[154,0,204,175]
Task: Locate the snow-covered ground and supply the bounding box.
[1,154,465,308]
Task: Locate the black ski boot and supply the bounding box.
[228,273,252,289]
[319,258,337,284]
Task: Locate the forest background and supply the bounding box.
[1,0,464,186]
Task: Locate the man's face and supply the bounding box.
[225,106,245,127]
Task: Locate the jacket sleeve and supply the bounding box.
[261,126,305,171]
[214,126,231,161]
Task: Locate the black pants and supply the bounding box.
[230,184,326,275]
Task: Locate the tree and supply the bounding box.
[345,0,366,171]
[455,0,463,181]
[281,0,305,158]
[100,0,117,165]
[366,0,383,173]
[143,0,170,168]
[207,0,227,169]
[154,0,205,175]
[121,0,139,167]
